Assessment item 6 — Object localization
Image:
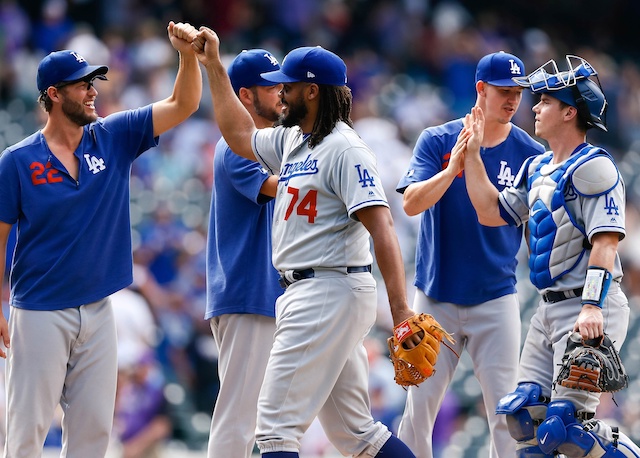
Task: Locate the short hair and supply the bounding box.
[38,90,54,112]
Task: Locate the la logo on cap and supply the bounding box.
[70,51,87,64]
[509,59,522,76]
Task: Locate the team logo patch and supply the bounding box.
[355,164,375,187]
[604,193,619,215]
[84,154,106,174]
[263,53,279,67]
[394,321,413,341]
[497,160,515,187]
[509,59,522,76]
[70,51,87,64]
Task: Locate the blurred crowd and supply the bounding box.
[2,0,640,456]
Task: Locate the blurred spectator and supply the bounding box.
[0,0,30,101]
[113,350,171,458]
[31,0,74,54]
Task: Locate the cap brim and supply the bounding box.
[486,78,521,87]
[63,65,109,84]
[260,69,299,83]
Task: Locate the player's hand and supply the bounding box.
[573,304,604,341]
[0,314,9,359]
[448,127,471,177]
[167,21,198,54]
[463,106,485,157]
[393,309,423,349]
[192,26,221,66]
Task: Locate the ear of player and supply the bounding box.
[387,313,457,387]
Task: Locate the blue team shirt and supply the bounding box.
[397,119,545,305]
[0,105,157,310]
[204,139,281,319]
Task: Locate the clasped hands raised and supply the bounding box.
[447,106,486,175]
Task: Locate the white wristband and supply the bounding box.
[581,266,611,308]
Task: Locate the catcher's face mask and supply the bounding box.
[512,55,608,131]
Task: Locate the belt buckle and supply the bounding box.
[279,269,309,289]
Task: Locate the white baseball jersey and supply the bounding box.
[252,121,389,271]
[499,147,625,292]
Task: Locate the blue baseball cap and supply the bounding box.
[37,50,108,92]
[475,51,525,86]
[228,49,281,94]
[260,46,347,86]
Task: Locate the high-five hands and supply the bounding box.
[448,106,485,171]
[462,106,485,157]
[167,21,199,53]
[191,27,222,66]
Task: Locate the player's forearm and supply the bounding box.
[358,207,412,324]
[203,62,257,161]
[376,239,411,323]
[171,51,202,116]
[587,232,619,272]
[403,169,457,216]
[259,175,279,198]
[152,51,201,137]
[464,154,505,226]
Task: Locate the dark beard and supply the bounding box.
[61,98,96,126]
[280,95,308,128]
[253,98,281,125]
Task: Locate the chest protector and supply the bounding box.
[526,146,610,289]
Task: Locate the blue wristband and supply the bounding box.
[581,266,612,308]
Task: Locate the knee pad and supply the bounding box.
[496,383,553,457]
[537,400,589,455]
[538,402,640,457]
[496,383,549,442]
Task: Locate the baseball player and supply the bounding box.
[395,51,544,458]
[462,55,640,457]
[0,22,201,457]
[193,28,419,458]
[205,49,284,457]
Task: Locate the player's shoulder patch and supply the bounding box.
[571,154,619,197]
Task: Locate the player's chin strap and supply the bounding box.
[581,265,612,308]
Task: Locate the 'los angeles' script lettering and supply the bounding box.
[280,154,319,184]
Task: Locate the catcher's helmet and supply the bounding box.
[513,55,608,131]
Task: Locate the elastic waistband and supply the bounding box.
[541,288,583,303]
[278,265,371,289]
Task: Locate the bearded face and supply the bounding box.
[61,96,97,126]
[280,88,308,128]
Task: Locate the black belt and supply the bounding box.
[541,288,583,303]
[278,265,371,289]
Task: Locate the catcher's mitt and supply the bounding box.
[387,313,456,388]
[555,332,629,393]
